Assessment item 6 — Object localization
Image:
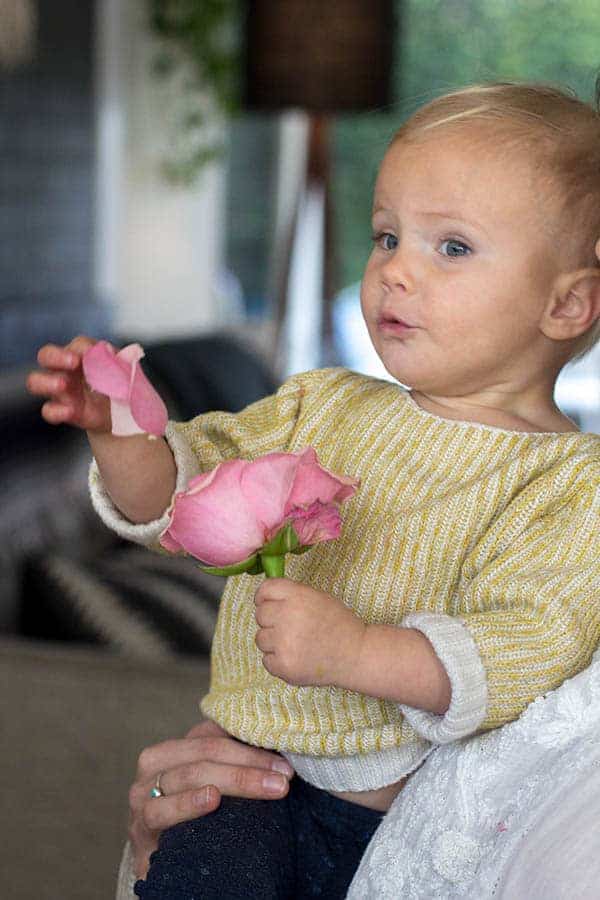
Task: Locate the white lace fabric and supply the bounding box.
[115,839,136,900]
[347,649,600,899]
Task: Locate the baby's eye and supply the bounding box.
[439,238,471,258]
[372,232,398,252]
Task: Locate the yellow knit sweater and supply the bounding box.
[167,368,600,781]
[91,367,600,790]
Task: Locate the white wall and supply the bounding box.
[94,0,226,340]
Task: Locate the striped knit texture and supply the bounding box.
[175,368,600,756]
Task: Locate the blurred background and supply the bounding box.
[3,0,600,402]
[2,3,600,898]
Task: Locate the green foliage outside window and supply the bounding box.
[148,0,241,184]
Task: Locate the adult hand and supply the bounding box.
[129,719,295,880]
[26,335,111,433]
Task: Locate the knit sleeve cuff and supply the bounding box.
[88,421,200,547]
[398,612,488,744]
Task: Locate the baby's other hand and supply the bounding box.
[254,578,367,688]
[26,335,111,433]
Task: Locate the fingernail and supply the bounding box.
[263,773,287,793]
[194,786,214,807]
[271,760,294,777]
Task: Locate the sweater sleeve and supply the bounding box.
[402,462,600,741]
[172,369,310,468]
[89,371,319,548]
[398,612,488,743]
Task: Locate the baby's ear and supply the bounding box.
[541,268,600,342]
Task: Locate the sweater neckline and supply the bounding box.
[401,387,588,439]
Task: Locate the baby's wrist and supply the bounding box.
[329,615,370,691]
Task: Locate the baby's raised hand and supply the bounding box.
[254,578,366,689]
[26,335,111,433]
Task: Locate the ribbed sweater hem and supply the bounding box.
[282,741,434,791]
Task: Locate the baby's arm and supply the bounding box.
[87,430,176,523]
[341,622,452,714]
[27,337,176,523]
[254,579,452,714]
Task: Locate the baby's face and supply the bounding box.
[360,129,563,395]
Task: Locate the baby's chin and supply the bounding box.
[378,359,412,388]
[372,344,420,388]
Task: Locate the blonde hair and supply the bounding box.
[392,82,600,360]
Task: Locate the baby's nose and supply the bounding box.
[380,241,418,293]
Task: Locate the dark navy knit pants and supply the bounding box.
[134,775,384,900]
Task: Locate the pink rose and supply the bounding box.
[82,341,168,437]
[288,501,343,546]
[160,447,359,577]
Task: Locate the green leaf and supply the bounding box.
[197,552,259,577]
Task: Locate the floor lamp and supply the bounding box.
[243,0,395,375]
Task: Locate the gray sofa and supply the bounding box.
[2,636,210,900]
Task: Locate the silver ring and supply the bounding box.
[150,771,165,799]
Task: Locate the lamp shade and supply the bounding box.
[243,0,395,113]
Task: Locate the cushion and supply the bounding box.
[19,545,224,659]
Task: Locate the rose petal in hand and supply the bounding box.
[82,341,168,437]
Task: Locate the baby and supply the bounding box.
[28,81,600,899]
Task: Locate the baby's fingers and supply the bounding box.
[26,369,66,398]
[35,335,101,373]
[36,342,82,372]
[26,365,85,398]
[40,399,78,426]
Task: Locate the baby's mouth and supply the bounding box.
[377,312,416,330]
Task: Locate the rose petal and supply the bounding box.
[82,341,131,400]
[128,360,168,436]
[83,341,167,437]
[159,528,184,554]
[117,343,145,368]
[289,501,342,545]
[110,398,145,437]
[286,447,359,510]
[160,459,266,566]
[239,452,300,532]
